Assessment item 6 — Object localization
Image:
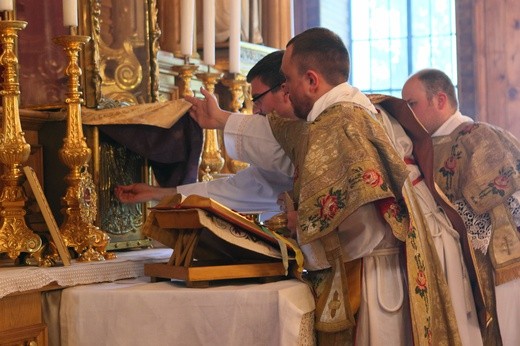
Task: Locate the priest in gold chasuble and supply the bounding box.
[403,68,520,345]
[185,28,484,346]
[269,98,469,345]
[433,120,520,346]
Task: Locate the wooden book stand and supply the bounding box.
[143,195,298,287]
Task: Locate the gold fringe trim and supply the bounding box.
[495,260,520,286]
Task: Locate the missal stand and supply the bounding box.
[143,194,302,287]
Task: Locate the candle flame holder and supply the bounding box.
[195,70,224,180]
[221,72,249,173]
[53,33,115,262]
[0,19,42,261]
[172,61,199,98]
[221,72,246,112]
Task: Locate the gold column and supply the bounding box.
[53,32,114,262]
[221,72,248,173]
[195,70,224,181]
[0,19,42,260]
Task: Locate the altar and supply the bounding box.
[0,248,315,345]
[59,277,315,345]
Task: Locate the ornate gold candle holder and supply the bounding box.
[221,72,246,112]
[221,72,249,173]
[0,19,42,260]
[53,33,114,262]
[195,70,224,181]
[172,60,199,98]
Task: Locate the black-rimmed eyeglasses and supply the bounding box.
[252,82,282,104]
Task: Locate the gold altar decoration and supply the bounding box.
[195,70,224,181]
[221,72,249,173]
[0,18,42,261]
[76,1,161,250]
[80,0,161,107]
[172,62,199,98]
[53,32,114,262]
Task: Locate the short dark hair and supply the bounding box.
[286,27,350,85]
[415,69,458,109]
[246,50,285,89]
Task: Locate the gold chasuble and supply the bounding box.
[269,102,462,345]
[433,122,520,284]
[434,122,520,343]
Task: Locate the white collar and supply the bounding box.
[432,111,474,137]
[307,83,377,121]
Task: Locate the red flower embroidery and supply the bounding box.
[416,270,427,290]
[387,203,401,219]
[494,175,509,190]
[362,169,383,187]
[319,194,339,220]
[443,156,457,174]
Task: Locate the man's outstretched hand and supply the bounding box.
[185,87,232,130]
[114,183,176,204]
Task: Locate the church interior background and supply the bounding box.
[0,0,519,345]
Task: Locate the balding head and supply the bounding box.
[402,69,458,134]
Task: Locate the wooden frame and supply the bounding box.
[23,166,71,266]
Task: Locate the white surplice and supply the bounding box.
[177,166,292,213]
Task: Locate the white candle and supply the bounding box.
[229,0,241,73]
[62,0,78,27]
[180,0,195,57]
[203,0,215,66]
[0,0,13,11]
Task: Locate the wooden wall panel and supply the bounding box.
[479,1,508,128]
[460,0,520,139]
[504,0,520,138]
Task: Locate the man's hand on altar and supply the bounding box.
[186,88,232,130]
[114,183,176,204]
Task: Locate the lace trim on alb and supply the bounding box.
[507,194,520,227]
[455,196,520,255]
[454,199,492,255]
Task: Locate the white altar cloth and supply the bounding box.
[0,248,173,298]
[60,277,316,346]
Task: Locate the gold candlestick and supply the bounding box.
[172,62,199,98]
[221,72,246,112]
[195,70,222,94]
[195,71,224,180]
[0,20,42,260]
[53,34,114,262]
[221,73,249,173]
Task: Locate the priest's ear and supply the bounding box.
[282,83,290,101]
[305,70,320,93]
[435,91,449,110]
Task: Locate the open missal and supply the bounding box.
[143,194,303,286]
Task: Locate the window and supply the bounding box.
[298,0,457,97]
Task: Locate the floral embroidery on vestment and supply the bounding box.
[303,188,346,233]
[476,166,515,199]
[349,167,388,191]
